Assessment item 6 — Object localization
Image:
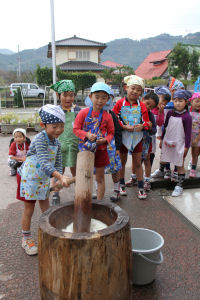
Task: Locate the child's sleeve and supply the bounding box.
[111,111,122,150]
[183,113,192,148]
[104,113,115,144]
[140,102,150,130]
[149,112,157,136]
[112,99,124,127]
[9,142,16,156]
[54,142,63,174]
[34,135,58,177]
[73,109,88,140]
[156,111,164,126]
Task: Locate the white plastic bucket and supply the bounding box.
[131,228,164,285]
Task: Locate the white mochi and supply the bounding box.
[62,218,107,233]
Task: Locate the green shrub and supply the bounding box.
[13,88,24,108]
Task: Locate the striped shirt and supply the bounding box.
[27,130,62,176]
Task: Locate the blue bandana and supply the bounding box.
[39,104,65,124]
[173,90,192,100]
[155,86,171,96]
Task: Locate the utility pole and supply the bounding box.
[50,0,57,105]
[17,45,21,82]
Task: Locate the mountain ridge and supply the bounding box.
[0,32,200,72]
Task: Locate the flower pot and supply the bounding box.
[0,123,28,134]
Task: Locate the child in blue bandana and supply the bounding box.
[17,104,70,256]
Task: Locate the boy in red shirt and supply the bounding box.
[73,82,114,200]
[113,75,149,199]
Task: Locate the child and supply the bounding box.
[151,86,172,177]
[73,82,114,201]
[113,75,150,200]
[8,128,30,176]
[151,86,171,165]
[17,104,70,255]
[84,88,122,201]
[160,90,192,196]
[189,92,200,177]
[152,83,183,181]
[141,93,158,191]
[50,80,81,205]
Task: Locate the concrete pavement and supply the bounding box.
[1,132,200,299]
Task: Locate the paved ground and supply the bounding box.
[1,131,200,299]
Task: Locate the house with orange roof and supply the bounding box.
[101,60,124,68]
[135,50,172,80]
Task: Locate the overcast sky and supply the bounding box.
[1,0,200,52]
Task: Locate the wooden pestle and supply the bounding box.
[73,151,94,233]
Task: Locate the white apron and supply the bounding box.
[160,116,185,167]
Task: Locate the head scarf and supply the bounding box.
[173,89,192,100]
[168,76,184,90]
[189,92,200,102]
[50,80,75,93]
[124,75,145,89]
[155,86,171,96]
[39,104,65,124]
[13,128,26,137]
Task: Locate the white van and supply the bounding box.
[10,83,45,98]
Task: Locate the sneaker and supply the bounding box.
[9,167,16,176]
[171,172,178,182]
[110,190,120,202]
[137,189,147,200]
[22,237,38,255]
[151,169,165,178]
[120,185,127,196]
[125,176,137,187]
[188,161,192,171]
[172,185,183,197]
[144,180,151,191]
[164,170,171,180]
[189,169,196,178]
[51,192,60,206]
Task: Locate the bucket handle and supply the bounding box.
[137,251,164,265]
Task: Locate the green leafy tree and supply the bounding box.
[101,65,134,96]
[189,49,200,79]
[57,70,96,97]
[101,68,115,83]
[112,66,134,96]
[35,65,53,86]
[168,43,190,79]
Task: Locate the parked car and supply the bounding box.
[10,83,45,98]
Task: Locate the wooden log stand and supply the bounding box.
[38,151,132,299]
[38,201,132,300]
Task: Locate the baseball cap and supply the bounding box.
[90,82,111,95]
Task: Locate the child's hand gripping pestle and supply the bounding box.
[50,177,76,192]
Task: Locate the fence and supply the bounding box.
[0,85,86,108]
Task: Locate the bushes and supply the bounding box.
[13,88,24,108]
[35,65,96,95]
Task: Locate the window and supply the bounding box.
[22,84,28,89]
[30,84,38,89]
[76,50,90,61]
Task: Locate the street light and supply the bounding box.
[50,0,57,105]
